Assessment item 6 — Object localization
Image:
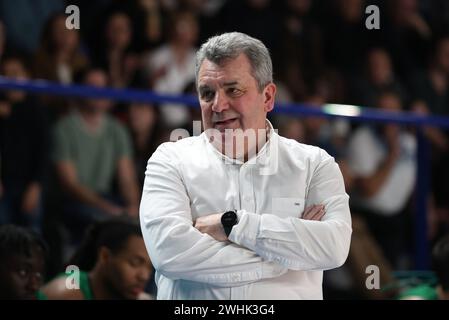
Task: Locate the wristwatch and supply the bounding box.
[221,210,238,237]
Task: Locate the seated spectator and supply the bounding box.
[409,36,449,238]
[351,48,407,108]
[0,224,47,299]
[127,101,161,188]
[346,91,416,268]
[53,67,140,243]
[39,218,153,300]
[398,233,449,300]
[143,10,198,127]
[91,11,139,89]
[34,13,89,85]
[0,54,49,231]
[433,233,449,300]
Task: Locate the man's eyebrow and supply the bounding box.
[198,85,212,91]
[223,81,238,86]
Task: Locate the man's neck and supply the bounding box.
[79,109,104,131]
[214,121,272,162]
[89,269,120,300]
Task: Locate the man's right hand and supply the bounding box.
[302,204,326,221]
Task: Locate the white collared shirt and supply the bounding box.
[140,122,352,300]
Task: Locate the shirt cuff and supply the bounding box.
[228,209,260,252]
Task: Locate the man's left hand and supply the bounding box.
[194,213,228,242]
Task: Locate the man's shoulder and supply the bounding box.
[153,135,205,158]
[54,112,77,134]
[277,135,329,162]
[40,275,85,300]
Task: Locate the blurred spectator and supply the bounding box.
[92,11,139,88]
[346,91,416,268]
[351,48,407,108]
[144,10,198,127]
[398,233,449,300]
[53,68,140,243]
[217,0,283,68]
[409,36,449,116]
[176,0,225,44]
[0,0,64,54]
[127,101,162,188]
[409,36,449,238]
[301,95,350,160]
[322,0,370,76]
[39,219,153,300]
[278,0,324,100]
[432,233,449,300]
[0,224,47,299]
[33,13,89,121]
[384,0,432,78]
[34,13,89,84]
[0,55,49,231]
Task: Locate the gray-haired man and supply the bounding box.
[140,32,352,299]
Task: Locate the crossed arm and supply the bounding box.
[140,145,352,286]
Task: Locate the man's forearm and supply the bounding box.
[64,182,112,212]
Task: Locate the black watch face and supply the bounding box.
[222,211,236,226]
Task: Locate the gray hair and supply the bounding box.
[195,32,273,92]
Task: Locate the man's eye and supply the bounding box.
[128,257,143,268]
[201,91,214,101]
[228,88,242,96]
[34,272,43,282]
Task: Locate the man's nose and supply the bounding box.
[211,91,230,113]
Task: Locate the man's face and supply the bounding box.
[197,53,275,156]
[84,70,111,112]
[103,235,152,300]
[0,248,45,300]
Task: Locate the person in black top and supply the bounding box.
[0,54,49,231]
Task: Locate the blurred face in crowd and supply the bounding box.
[100,235,152,300]
[1,58,29,101]
[172,13,198,48]
[0,247,45,300]
[368,49,393,85]
[287,0,311,16]
[378,93,402,112]
[198,53,276,158]
[339,0,362,22]
[83,70,112,112]
[106,13,132,50]
[128,102,157,134]
[51,15,79,53]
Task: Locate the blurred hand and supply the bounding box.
[194,213,228,242]
[302,204,326,221]
[102,202,125,216]
[21,183,41,214]
[384,124,400,158]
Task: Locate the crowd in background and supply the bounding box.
[1,0,449,299]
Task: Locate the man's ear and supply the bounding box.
[263,83,276,113]
[98,247,111,264]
